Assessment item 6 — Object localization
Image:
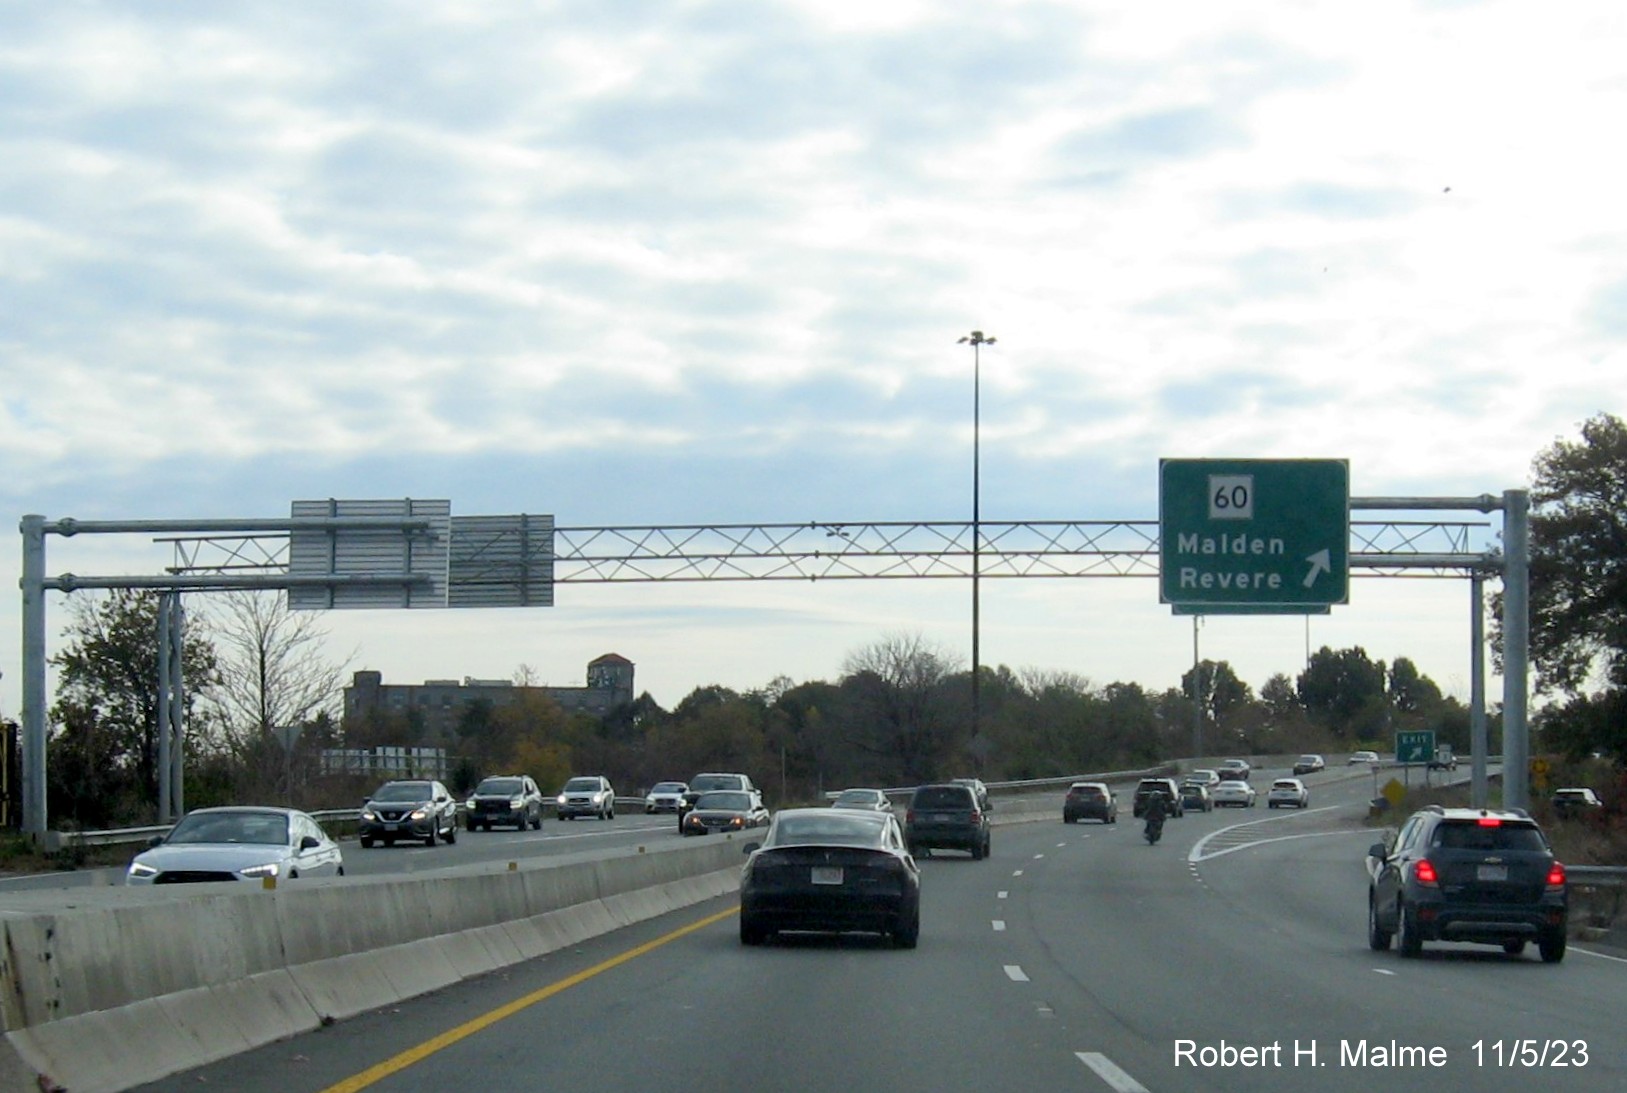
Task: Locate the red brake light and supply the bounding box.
[1547,862,1566,888]
[1476,817,1502,827]
[1413,859,1439,886]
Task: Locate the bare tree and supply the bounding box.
[206,592,353,786]
[840,632,964,782]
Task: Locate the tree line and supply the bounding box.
[18,412,1624,828]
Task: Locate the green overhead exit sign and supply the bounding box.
[1159,458,1350,612]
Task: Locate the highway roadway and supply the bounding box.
[130,765,1626,1093]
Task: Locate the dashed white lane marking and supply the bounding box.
[997,890,1009,899]
[992,919,1006,931]
[1076,1052,1150,1092]
[1374,968,1397,976]
[1004,965,1029,982]
[1033,853,1045,860]
[1012,869,1025,877]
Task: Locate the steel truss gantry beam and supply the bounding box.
[164,513,1496,584]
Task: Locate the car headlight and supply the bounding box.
[509,798,522,810]
[240,862,282,879]
[127,862,158,879]
[361,809,378,820]
[410,808,429,820]
[557,795,568,806]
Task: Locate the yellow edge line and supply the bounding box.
[320,906,738,1093]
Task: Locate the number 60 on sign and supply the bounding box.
[1208,475,1253,520]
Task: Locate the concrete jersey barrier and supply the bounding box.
[0,834,752,1093]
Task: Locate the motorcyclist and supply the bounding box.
[1143,791,1168,841]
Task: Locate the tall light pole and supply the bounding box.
[958,330,995,741]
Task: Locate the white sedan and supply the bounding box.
[1210,780,1257,808]
[1267,778,1310,809]
[126,806,344,885]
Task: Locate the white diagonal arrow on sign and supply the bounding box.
[1302,548,1331,588]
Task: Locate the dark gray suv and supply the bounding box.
[904,783,991,860]
[466,775,544,831]
[1367,806,1568,962]
[360,779,460,847]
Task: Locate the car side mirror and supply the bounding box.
[299,835,320,851]
[1368,842,1388,860]
[148,834,164,848]
[743,841,762,855]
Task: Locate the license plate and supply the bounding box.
[1477,864,1508,881]
[811,866,843,886]
[384,823,398,831]
[933,813,951,822]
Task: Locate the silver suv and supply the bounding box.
[556,775,616,820]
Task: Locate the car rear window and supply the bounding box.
[1432,822,1548,852]
[913,786,973,809]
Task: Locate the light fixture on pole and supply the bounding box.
[958,330,995,741]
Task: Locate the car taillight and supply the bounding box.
[1413,859,1439,886]
[1476,817,1502,827]
[970,810,982,825]
[905,809,915,823]
[1546,861,1566,889]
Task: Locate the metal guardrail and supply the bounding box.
[41,797,652,852]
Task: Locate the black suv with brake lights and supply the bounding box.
[1367,806,1568,962]
[905,783,991,859]
[1132,778,1185,818]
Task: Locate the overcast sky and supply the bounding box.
[3,1,1622,719]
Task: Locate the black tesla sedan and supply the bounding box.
[738,808,921,948]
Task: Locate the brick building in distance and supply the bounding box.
[343,653,636,741]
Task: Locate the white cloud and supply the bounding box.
[2,0,1623,722]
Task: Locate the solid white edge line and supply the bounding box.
[1573,944,1627,964]
[1076,1051,1150,1092]
[1188,821,1376,864]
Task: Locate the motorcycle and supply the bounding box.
[1143,811,1165,845]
